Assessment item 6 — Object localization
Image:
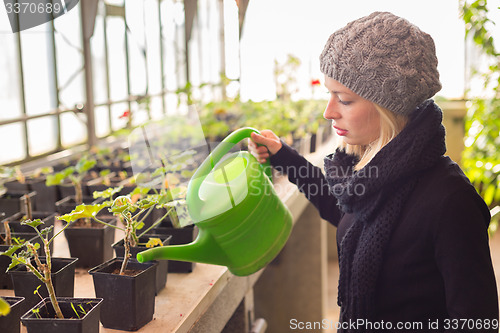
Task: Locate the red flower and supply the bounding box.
[310,79,321,86]
[119,110,131,119]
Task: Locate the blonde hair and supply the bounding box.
[337,104,408,171]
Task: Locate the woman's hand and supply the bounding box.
[248,130,282,164]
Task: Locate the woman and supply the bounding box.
[249,12,498,332]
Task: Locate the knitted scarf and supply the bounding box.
[324,99,446,331]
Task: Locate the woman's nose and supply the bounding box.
[323,99,340,120]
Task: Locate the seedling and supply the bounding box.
[70,302,87,319]
[59,185,180,275]
[45,156,96,206]
[0,217,73,319]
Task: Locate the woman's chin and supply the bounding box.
[340,136,372,146]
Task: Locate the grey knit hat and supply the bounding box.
[320,12,441,116]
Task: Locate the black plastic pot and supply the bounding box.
[21,297,103,333]
[0,296,24,333]
[9,257,78,311]
[0,191,37,217]
[89,257,157,331]
[30,177,59,212]
[0,232,41,289]
[63,216,116,268]
[152,221,198,273]
[113,235,172,295]
[6,177,58,212]
[4,180,30,192]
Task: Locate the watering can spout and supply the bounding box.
[136,231,229,267]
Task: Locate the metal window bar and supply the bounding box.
[15,24,30,160]
[48,19,62,151]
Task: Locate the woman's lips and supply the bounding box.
[333,126,348,136]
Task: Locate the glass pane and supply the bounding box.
[145,0,162,95]
[27,116,57,155]
[105,0,124,6]
[0,123,26,164]
[0,33,22,121]
[126,1,147,96]
[131,101,149,126]
[150,96,164,119]
[60,112,86,147]
[198,0,210,84]
[54,4,84,108]
[107,17,128,101]
[223,0,239,80]
[165,93,178,115]
[188,22,200,86]
[161,0,186,91]
[20,26,53,116]
[92,8,108,105]
[205,0,221,85]
[95,105,111,138]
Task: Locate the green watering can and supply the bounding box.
[136,127,293,276]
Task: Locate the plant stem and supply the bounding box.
[2,220,11,246]
[22,194,33,220]
[31,243,63,319]
[73,179,83,206]
[119,213,132,275]
[45,267,63,319]
[92,217,124,231]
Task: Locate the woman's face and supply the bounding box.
[323,76,381,146]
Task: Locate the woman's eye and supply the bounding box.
[339,100,352,106]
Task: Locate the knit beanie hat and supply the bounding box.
[320,12,442,116]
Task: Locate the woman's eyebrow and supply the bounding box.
[331,90,351,96]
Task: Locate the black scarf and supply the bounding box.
[324,100,446,331]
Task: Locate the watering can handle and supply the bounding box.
[222,127,273,180]
[186,128,273,221]
[198,127,272,182]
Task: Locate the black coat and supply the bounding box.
[270,144,498,332]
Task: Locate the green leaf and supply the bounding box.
[145,237,163,248]
[7,257,24,272]
[20,219,43,229]
[75,158,96,175]
[39,226,54,237]
[0,298,11,316]
[58,203,108,222]
[93,186,123,199]
[0,244,24,257]
[130,187,150,197]
[45,167,74,186]
[109,196,133,214]
[136,198,156,210]
[99,169,111,177]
